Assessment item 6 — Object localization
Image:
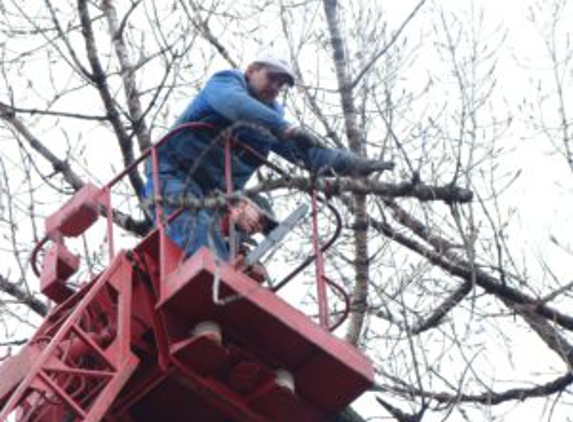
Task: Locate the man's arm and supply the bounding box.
[202,71,393,176]
[273,130,394,177]
[203,70,291,134]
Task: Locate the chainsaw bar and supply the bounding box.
[243,203,309,267]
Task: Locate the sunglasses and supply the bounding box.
[264,71,292,89]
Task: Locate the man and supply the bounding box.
[144,54,391,261]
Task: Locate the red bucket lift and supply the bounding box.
[0,123,374,421]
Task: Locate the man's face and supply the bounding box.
[246,65,291,104]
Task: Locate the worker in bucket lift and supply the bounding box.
[144,54,392,266]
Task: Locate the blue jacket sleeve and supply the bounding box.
[203,70,291,134]
[272,141,359,176]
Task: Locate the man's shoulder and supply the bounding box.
[209,69,246,84]
[271,101,284,115]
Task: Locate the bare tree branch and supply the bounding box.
[0,101,107,121]
[376,397,425,422]
[368,215,573,332]
[410,280,473,334]
[278,2,344,148]
[323,0,377,345]
[375,371,573,406]
[102,0,152,153]
[0,274,47,317]
[0,339,28,347]
[0,103,84,190]
[350,0,428,90]
[0,103,149,236]
[183,0,239,68]
[77,0,145,198]
[249,176,473,203]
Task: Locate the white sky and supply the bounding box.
[1,0,573,421]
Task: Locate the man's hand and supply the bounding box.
[245,262,269,284]
[281,125,395,177]
[281,125,324,150]
[349,157,395,176]
[228,199,264,235]
[234,250,269,284]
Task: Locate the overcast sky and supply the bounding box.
[1,0,572,420]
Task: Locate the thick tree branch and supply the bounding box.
[336,199,573,411]
[0,274,47,317]
[249,176,473,203]
[518,305,573,365]
[322,0,362,151]
[322,0,370,346]
[378,203,573,332]
[374,371,573,406]
[102,0,152,153]
[77,0,145,199]
[0,104,149,236]
[0,104,85,190]
[369,215,573,332]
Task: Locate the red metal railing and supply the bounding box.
[31,122,350,331]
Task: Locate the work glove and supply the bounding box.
[282,126,395,177]
[347,156,395,176]
[315,153,395,177]
[282,126,324,151]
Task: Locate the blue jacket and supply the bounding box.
[150,69,357,193]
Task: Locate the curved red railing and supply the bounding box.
[31,122,350,331]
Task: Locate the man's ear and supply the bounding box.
[245,64,255,78]
[245,63,263,79]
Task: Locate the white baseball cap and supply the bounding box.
[251,54,296,87]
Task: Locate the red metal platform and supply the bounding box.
[0,123,375,422]
[155,247,374,418]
